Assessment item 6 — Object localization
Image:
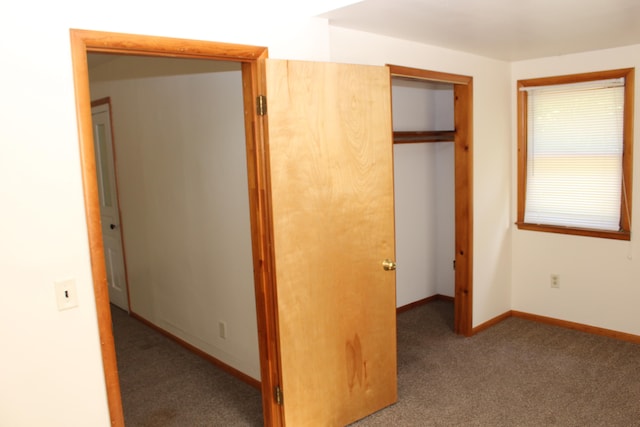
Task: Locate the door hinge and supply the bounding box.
[274,385,283,405]
[453,259,456,270]
[257,95,267,116]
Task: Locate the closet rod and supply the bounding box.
[393,130,455,144]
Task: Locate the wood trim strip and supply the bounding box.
[244,53,285,426]
[516,80,528,227]
[393,130,455,144]
[435,294,455,303]
[517,68,634,89]
[471,309,640,344]
[453,82,474,337]
[70,31,126,427]
[129,311,261,389]
[471,310,513,335]
[71,29,264,61]
[91,97,110,108]
[403,302,640,346]
[621,68,634,233]
[388,64,472,85]
[512,311,640,345]
[396,294,454,314]
[515,222,631,240]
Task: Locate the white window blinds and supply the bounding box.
[524,78,625,231]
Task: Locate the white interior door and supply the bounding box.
[92,102,129,311]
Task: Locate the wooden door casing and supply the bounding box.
[387,64,473,337]
[70,30,281,426]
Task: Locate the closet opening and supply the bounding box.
[388,65,473,336]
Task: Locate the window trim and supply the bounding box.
[516,68,634,241]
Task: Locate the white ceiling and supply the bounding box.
[320,0,640,61]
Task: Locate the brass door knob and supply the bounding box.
[382,259,397,271]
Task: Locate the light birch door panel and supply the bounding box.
[266,59,397,426]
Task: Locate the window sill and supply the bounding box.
[515,222,631,241]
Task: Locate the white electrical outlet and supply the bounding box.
[550,274,560,289]
[218,321,227,340]
[55,279,79,310]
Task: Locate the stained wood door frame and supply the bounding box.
[69,29,282,426]
[388,65,473,336]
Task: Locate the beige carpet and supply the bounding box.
[112,301,640,426]
[354,301,640,426]
[111,307,262,426]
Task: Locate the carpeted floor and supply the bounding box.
[353,301,640,426]
[112,301,640,426]
[111,307,263,426]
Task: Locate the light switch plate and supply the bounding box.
[55,279,78,310]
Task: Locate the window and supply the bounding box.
[517,68,634,240]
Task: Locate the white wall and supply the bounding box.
[511,44,640,335]
[392,80,455,306]
[432,89,457,297]
[329,27,513,326]
[89,56,260,379]
[0,1,526,424]
[0,1,336,425]
[435,142,456,296]
[394,143,439,304]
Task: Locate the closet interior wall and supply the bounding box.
[392,78,455,307]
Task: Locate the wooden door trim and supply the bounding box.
[388,64,474,336]
[389,64,472,85]
[69,29,282,426]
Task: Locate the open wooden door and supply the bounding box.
[264,59,398,426]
